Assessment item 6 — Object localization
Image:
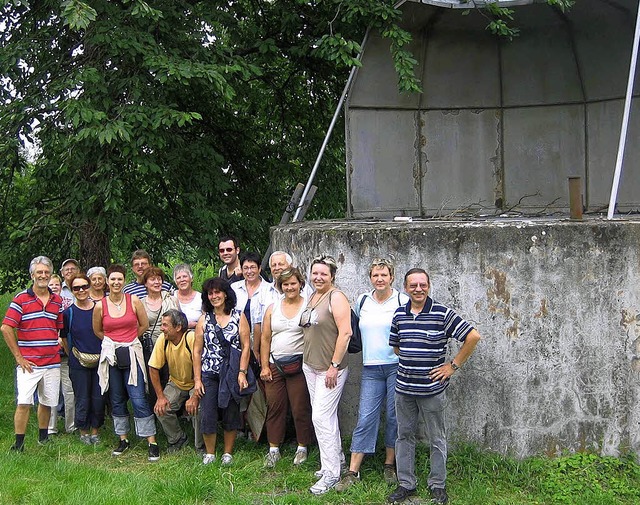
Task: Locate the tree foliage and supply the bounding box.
[0,0,417,289]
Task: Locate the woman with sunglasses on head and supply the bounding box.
[335,258,410,492]
[260,267,313,468]
[61,273,106,445]
[301,255,352,495]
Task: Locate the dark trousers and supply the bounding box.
[264,364,313,446]
[69,366,106,430]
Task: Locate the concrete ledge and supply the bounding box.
[272,217,640,458]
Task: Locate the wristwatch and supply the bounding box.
[450,361,460,371]
[331,361,340,369]
[239,369,248,374]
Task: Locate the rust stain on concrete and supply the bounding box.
[620,309,636,329]
[534,299,548,318]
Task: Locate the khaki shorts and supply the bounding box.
[16,366,61,406]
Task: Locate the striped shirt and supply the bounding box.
[2,287,64,368]
[123,280,174,299]
[389,296,473,397]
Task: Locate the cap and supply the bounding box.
[60,258,80,271]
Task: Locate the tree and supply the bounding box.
[0,0,418,288]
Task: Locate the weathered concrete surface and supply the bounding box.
[346,0,640,217]
[272,218,640,458]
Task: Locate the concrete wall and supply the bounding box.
[272,219,640,458]
[346,0,640,218]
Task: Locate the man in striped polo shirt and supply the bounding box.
[2,256,64,451]
[387,268,481,505]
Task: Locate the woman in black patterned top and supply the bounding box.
[193,277,250,466]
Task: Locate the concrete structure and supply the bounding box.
[346,0,640,218]
[272,218,640,458]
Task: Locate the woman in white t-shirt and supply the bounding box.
[335,258,409,493]
[259,267,313,469]
[173,263,202,329]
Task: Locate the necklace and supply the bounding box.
[109,295,124,311]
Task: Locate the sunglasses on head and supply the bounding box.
[72,284,90,292]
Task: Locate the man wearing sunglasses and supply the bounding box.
[218,235,243,284]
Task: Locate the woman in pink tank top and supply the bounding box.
[93,264,159,461]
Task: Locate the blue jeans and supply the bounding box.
[350,363,398,453]
[395,391,447,490]
[108,363,156,437]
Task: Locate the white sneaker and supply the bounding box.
[221,453,233,466]
[202,453,216,465]
[264,450,281,468]
[314,469,325,478]
[293,447,308,466]
[309,475,339,495]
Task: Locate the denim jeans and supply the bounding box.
[350,363,398,453]
[395,391,447,490]
[109,363,156,437]
[69,365,105,430]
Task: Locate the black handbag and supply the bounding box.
[115,346,131,369]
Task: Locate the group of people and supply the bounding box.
[1,237,481,505]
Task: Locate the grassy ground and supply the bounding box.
[1,293,640,504]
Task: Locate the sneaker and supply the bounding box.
[167,435,189,454]
[383,464,398,484]
[221,452,233,466]
[335,471,360,492]
[202,453,216,465]
[90,434,100,445]
[37,437,50,446]
[196,445,206,456]
[309,475,340,495]
[80,434,92,445]
[314,469,325,478]
[148,443,160,462]
[112,439,130,456]
[264,450,281,468]
[387,485,417,503]
[429,486,448,504]
[293,447,308,466]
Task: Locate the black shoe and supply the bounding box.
[10,443,24,452]
[112,439,130,456]
[37,437,50,446]
[430,487,448,504]
[148,443,160,462]
[387,485,417,503]
[167,435,188,454]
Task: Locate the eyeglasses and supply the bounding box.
[62,267,79,274]
[72,284,91,292]
[242,265,259,271]
[219,247,235,253]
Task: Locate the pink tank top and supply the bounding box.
[101,294,139,343]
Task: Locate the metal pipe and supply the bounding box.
[607,1,640,219]
[292,28,371,222]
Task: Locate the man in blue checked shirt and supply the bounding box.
[387,268,481,505]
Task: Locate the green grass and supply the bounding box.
[1,295,640,504]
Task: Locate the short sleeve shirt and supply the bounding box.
[149,330,196,391]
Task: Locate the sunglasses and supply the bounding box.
[72,284,90,292]
[299,307,315,328]
[219,247,235,253]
